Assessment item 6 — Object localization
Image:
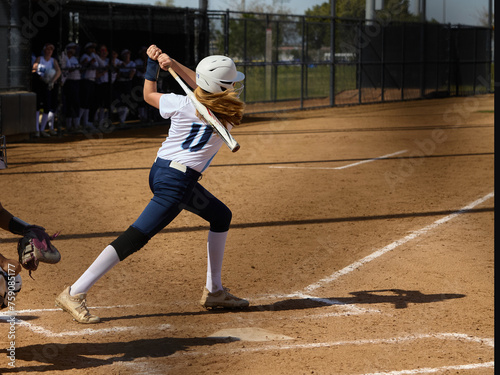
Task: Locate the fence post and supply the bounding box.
[357,20,362,104]
[447,24,451,95]
[274,19,279,102]
[381,23,385,102]
[108,4,114,113]
[473,27,477,94]
[401,22,405,100]
[184,8,191,65]
[301,16,305,109]
[454,25,459,96]
[330,1,336,107]
[419,22,426,98]
[224,10,229,56]
[265,14,272,101]
[242,16,247,102]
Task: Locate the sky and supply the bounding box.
[92,0,493,27]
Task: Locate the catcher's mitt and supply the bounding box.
[17,225,61,277]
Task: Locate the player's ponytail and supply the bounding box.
[194,87,245,127]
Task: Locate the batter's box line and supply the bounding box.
[252,293,382,317]
[302,191,494,294]
[12,318,172,338]
[362,361,494,375]
[0,303,171,338]
[175,332,494,357]
[268,150,408,170]
[0,303,141,316]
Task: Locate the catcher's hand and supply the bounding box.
[17,225,61,277]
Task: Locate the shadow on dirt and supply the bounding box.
[340,289,466,309]
[1,335,237,373]
[251,289,466,311]
[99,288,466,322]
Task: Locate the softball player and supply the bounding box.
[32,43,61,137]
[0,202,51,309]
[55,45,248,323]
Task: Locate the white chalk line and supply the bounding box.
[0,303,170,337]
[176,332,494,356]
[0,303,141,316]
[2,193,494,340]
[302,191,494,294]
[363,361,494,375]
[269,150,408,171]
[12,319,171,338]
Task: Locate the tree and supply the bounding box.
[305,0,419,22]
[477,5,494,28]
[303,0,420,58]
[154,0,174,7]
[221,0,291,14]
[211,0,293,60]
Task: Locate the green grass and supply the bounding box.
[242,64,357,103]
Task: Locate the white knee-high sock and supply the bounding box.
[70,245,120,296]
[78,108,84,124]
[47,111,55,129]
[35,111,40,131]
[99,108,108,124]
[39,113,49,132]
[118,107,129,123]
[205,231,228,293]
[82,109,90,127]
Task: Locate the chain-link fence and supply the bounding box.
[209,11,493,114]
[1,1,494,119]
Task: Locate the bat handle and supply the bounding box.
[167,67,179,79]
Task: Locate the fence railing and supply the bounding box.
[207,11,493,114]
[1,1,494,117]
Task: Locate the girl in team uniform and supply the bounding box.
[32,43,61,137]
[60,42,81,132]
[79,43,99,130]
[94,44,112,127]
[115,49,136,125]
[56,45,248,323]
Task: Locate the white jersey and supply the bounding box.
[109,57,121,83]
[36,56,55,78]
[61,55,81,81]
[134,58,146,79]
[156,93,230,173]
[80,52,98,81]
[95,55,109,83]
[117,60,136,81]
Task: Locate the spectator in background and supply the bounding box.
[94,44,112,128]
[134,46,149,122]
[109,49,121,85]
[79,42,99,131]
[32,43,61,137]
[60,42,81,133]
[114,49,136,125]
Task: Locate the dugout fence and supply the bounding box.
[1,0,494,118]
[209,11,493,113]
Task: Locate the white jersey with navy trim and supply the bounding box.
[156,93,231,173]
[36,56,55,78]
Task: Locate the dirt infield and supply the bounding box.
[0,94,494,374]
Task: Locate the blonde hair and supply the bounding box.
[193,87,245,127]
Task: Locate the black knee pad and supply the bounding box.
[111,226,150,261]
[210,205,232,233]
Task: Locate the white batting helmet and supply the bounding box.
[196,55,245,93]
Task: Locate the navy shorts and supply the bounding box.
[131,158,232,238]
